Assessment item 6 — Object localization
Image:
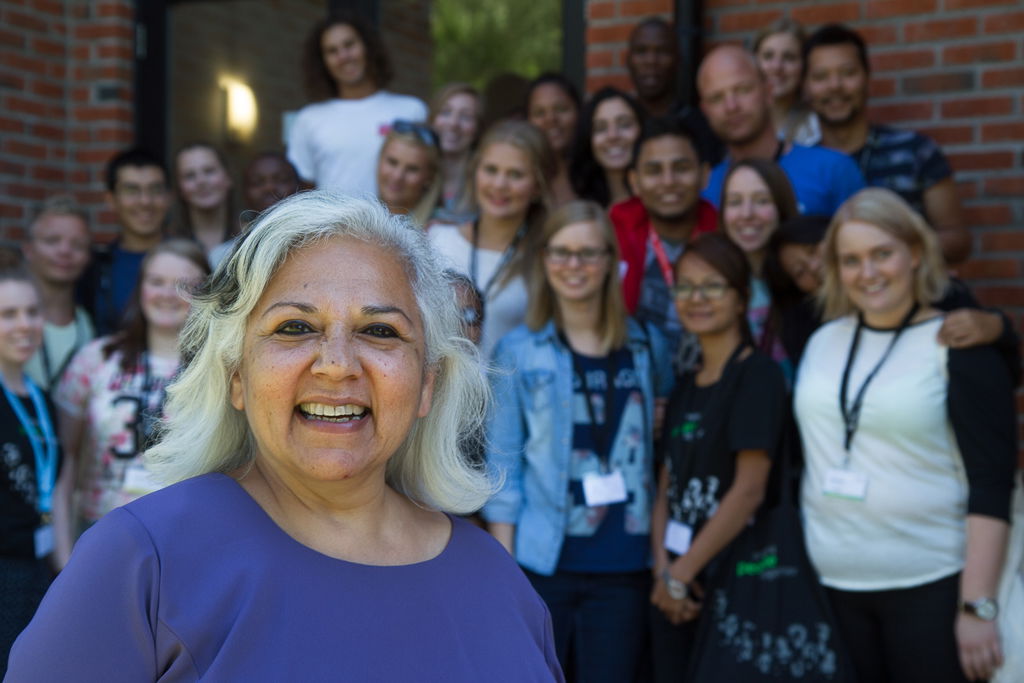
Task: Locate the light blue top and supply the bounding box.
[702,143,865,216]
[482,318,674,575]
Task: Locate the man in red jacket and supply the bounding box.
[611,116,717,369]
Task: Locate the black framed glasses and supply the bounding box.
[543,246,610,266]
[671,281,730,301]
[391,119,440,149]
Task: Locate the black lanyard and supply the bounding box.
[39,314,87,387]
[838,304,919,453]
[568,343,619,472]
[469,220,527,300]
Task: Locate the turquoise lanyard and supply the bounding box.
[3,375,59,515]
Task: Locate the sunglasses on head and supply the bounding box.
[391,119,439,149]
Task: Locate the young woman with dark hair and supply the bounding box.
[173,142,236,260]
[719,159,799,374]
[54,240,210,551]
[287,12,427,196]
[485,200,672,682]
[569,87,644,207]
[526,73,581,206]
[650,232,786,681]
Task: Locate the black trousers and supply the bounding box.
[825,573,974,683]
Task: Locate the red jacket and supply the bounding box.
[610,197,718,313]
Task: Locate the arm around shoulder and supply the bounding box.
[947,345,1017,521]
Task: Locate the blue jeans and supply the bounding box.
[525,569,650,683]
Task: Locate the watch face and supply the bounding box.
[974,599,998,621]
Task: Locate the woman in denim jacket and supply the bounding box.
[484,200,673,683]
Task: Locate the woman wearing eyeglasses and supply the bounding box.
[375,121,441,228]
[484,200,673,683]
[649,233,786,681]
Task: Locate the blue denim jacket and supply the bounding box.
[482,318,674,575]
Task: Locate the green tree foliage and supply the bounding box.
[432,0,562,90]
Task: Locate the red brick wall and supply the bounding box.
[1,0,135,241]
[585,0,674,92]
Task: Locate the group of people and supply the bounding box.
[1,9,1019,683]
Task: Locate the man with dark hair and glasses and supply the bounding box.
[79,147,171,335]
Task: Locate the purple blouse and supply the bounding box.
[7,473,563,682]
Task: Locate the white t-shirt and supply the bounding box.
[25,307,95,391]
[287,91,427,197]
[427,223,529,360]
[795,315,967,591]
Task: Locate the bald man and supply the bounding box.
[697,45,864,215]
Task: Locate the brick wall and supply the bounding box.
[1,0,135,241]
[585,0,674,92]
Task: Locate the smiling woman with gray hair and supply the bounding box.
[8,192,564,682]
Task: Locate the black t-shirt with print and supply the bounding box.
[661,350,786,536]
[0,390,60,559]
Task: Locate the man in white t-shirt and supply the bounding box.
[287,14,427,197]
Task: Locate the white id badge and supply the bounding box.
[34,524,54,559]
[123,464,162,497]
[822,468,868,501]
[664,520,693,555]
[582,470,628,507]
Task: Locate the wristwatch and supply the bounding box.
[661,570,688,601]
[959,597,999,621]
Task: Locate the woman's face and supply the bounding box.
[177,147,232,212]
[528,83,579,155]
[591,97,640,172]
[140,252,205,333]
[543,220,611,306]
[723,167,779,256]
[432,92,479,156]
[756,32,803,101]
[321,23,369,90]
[673,254,744,338]
[377,138,434,214]
[779,242,825,293]
[230,236,434,487]
[835,220,919,326]
[0,281,43,371]
[474,141,537,223]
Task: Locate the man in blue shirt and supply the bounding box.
[80,148,171,334]
[696,45,864,215]
[803,24,971,265]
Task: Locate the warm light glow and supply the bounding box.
[219,76,257,141]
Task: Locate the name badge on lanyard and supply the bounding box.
[822,467,868,501]
[582,470,628,507]
[2,375,59,558]
[664,519,693,555]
